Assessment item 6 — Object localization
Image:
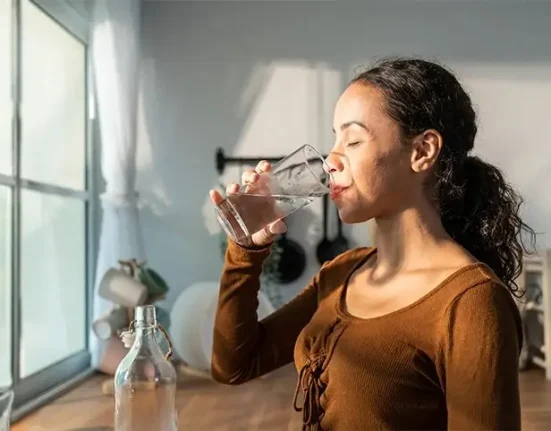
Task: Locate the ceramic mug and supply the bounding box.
[92,306,129,340]
[98,268,147,308]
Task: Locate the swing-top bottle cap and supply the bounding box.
[135,304,157,325]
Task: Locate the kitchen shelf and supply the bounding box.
[516,250,551,379]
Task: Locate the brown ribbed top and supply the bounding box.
[211,240,523,430]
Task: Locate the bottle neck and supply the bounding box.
[134,322,157,338]
[131,323,167,360]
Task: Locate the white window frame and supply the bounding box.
[0,0,98,420]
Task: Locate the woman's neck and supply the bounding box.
[372,203,452,275]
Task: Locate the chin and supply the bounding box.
[335,204,373,224]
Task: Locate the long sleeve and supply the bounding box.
[211,239,320,385]
[441,281,523,430]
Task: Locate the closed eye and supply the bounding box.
[347,141,361,147]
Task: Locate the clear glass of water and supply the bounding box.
[215,144,332,244]
[0,389,13,431]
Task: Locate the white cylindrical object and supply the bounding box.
[169,282,275,371]
[169,282,220,370]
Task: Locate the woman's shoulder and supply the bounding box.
[434,265,523,387]
[442,263,519,309]
[439,263,522,336]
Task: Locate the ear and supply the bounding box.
[410,129,442,173]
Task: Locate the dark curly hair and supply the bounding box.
[351,57,536,297]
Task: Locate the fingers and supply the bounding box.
[226,183,240,195]
[242,162,272,195]
[210,184,239,206]
[211,160,273,208]
[242,159,271,185]
[209,189,224,205]
[256,160,272,174]
[241,169,259,185]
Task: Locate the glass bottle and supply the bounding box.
[114,305,177,431]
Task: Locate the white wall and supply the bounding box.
[136,0,551,309]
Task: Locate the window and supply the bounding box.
[0,0,94,418]
[0,187,11,389]
[0,0,13,390]
[0,0,12,177]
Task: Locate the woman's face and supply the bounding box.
[328,82,424,224]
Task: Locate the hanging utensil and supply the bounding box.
[272,220,307,284]
[330,204,350,256]
[316,194,334,265]
[316,197,350,265]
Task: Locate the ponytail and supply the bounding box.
[438,155,536,296]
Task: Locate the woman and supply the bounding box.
[209,57,535,430]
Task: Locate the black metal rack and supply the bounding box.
[215,147,329,175]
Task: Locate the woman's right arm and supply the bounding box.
[211,239,320,385]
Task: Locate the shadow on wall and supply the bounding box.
[137,58,277,305]
[135,0,551,308]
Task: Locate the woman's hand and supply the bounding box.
[209,160,287,247]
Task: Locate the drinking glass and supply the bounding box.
[215,144,332,244]
[0,389,13,431]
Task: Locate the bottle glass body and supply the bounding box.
[114,305,177,431]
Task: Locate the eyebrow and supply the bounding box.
[332,120,371,134]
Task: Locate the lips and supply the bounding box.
[329,184,347,199]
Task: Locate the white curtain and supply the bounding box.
[90,0,144,368]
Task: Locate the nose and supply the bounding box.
[324,152,345,174]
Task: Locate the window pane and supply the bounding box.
[0,186,11,387]
[20,190,86,377]
[0,0,12,175]
[21,0,86,190]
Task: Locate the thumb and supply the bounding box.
[252,226,277,246]
[251,220,287,246]
[269,219,287,235]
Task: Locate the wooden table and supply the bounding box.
[12,366,551,430]
[12,364,302,431]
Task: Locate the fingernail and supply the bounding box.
[273,224,286,234]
